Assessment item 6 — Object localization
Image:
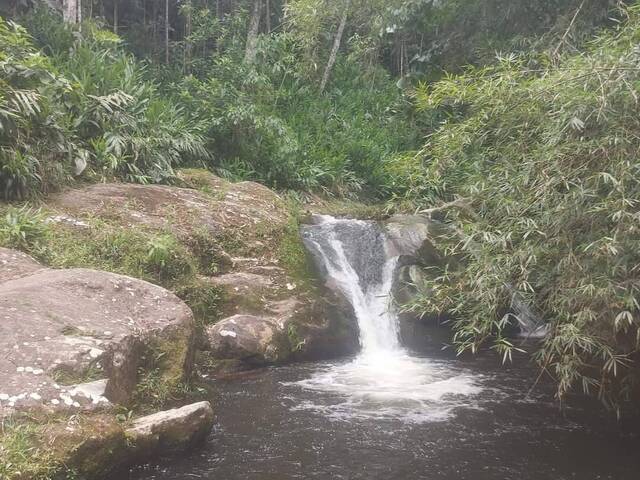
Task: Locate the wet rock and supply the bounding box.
[293,293,360,360]
[126,401,214,455]
[384,214,448,267]
[394,265,430,305]
[383,215,452,326]
[32,402,214,478]
[0,251,195,417]
[207,315,291,365]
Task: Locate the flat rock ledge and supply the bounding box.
[0,247,196,418]
[127,401,215,457]
[28,401,215,479]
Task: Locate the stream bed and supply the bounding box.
[128,350,640,480]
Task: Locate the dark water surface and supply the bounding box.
[128,348,640,480]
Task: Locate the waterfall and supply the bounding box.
[301,215,400,354]
[297,215,482,423]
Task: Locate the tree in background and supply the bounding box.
[62,0,80,23]
[244,0,261,63]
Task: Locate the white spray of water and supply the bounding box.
[306,218,400,354]
[293,216,482,423]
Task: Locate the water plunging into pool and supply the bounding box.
[129,216,640,480]
[298,215,480,422]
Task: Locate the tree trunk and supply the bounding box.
[244,0,262,65]
[319,0,349,94]
[165,0,170,64]
[63,0,79,23]
[113,0,118,34]
[184,1,192,73]
[265,0,271,33]
[152,0,157,44]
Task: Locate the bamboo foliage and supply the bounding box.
[401,6,640,408]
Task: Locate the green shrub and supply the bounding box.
[0,10,209,199]
[0,205,47,250]
[404,7,640,409]
[175,278,223,326]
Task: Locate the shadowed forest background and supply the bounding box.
[1,0,639,414]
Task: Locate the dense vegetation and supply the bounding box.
[401,7,640,410]
[1,0,639,411]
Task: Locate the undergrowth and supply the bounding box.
[398,6,640,410]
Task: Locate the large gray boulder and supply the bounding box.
[207,314,292,365]
[0,248,196,417]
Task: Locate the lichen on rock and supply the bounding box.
[0,249,196,417]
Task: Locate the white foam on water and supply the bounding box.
[291,352,483,423]
[295,216,483,423]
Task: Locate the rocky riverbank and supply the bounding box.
[0,171,359,479]
[0,168,452,478]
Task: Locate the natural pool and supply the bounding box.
[128,348,640,480]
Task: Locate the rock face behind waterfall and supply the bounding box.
[301,216,400,353]
[302,215,388,289]
[383,214,546,340]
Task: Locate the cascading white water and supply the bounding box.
[294,215,483,423]
[304,216,400,354]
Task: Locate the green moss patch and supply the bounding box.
[0,414,126,480]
